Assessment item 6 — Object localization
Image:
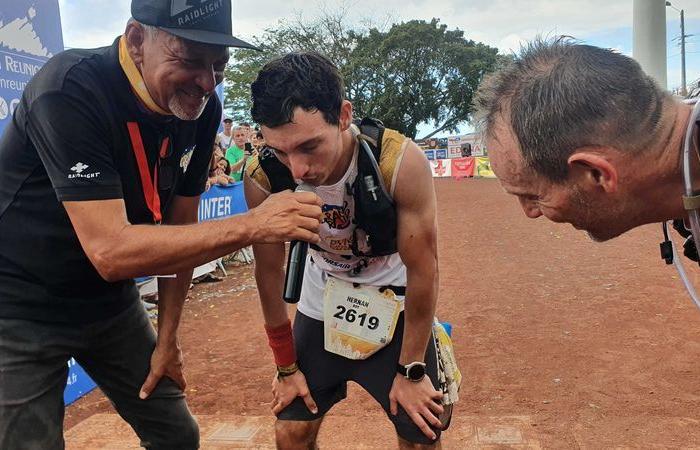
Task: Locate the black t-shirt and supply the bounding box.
[0,37,219,324]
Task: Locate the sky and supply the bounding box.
[57,0,700,136]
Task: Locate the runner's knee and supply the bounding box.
[391,409,442,447]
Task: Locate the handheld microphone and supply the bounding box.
[283,183,316,303]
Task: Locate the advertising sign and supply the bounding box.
[0,1,64,135]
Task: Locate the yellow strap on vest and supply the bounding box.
[245,153,271,193]
[377,128,407,193]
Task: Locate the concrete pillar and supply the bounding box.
[633,0,667,89]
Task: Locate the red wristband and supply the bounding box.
[265,320,296,367]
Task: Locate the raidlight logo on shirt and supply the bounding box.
[171,0,223,26]
[68,162,101,180]
[71,162,88,174]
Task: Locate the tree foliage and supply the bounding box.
[224,12,500,138]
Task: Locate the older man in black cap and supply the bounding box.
[0,1,322,448]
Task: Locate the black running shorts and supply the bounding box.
[277,311,447,445]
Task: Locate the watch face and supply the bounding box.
[407,363,426,381]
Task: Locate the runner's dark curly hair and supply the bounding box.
[251,51,345,127]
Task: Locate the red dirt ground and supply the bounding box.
[65,178,700,448]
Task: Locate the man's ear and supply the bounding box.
[567,149,619,193]
[124,22,146,66]
[339,100,353,131]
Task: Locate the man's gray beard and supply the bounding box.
[169,94,208,121]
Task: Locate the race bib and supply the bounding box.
[323,278,403,360]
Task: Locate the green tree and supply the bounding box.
[349,19,499,138]
[224,8,361,123]
[224,15,500,139]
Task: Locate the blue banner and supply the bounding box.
[424,149,436,160]
[436,148,448,159]
[0,0,64,135]
[64,358,97,406]
[198,182,248,222]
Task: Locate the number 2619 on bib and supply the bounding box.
[332,305,379,330]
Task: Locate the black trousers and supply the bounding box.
[0,300,198,450]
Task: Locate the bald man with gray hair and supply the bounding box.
[474,37,697,244]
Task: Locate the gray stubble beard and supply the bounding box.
[169,93,209,121]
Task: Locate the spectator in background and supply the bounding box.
[239,122,252,141]
[239,122,254,156]
[218,117,234,150]
[250,130,265,154]
[460,142,472,157]
[206,146,234,190]
[225,126,248,181]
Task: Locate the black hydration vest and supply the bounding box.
[257,117,398,257]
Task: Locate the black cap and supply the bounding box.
[132,0,258,49]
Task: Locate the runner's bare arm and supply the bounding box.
[243,174,291,328]
[394,141,439,363]
[389,141,444,440]
[244,173,319,415]
[62,191,321,282]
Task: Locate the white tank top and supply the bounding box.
[297,139,407,321]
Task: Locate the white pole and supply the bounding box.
[633,0,667,89]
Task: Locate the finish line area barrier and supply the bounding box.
[428,156,496,178]
[65,182,249,405]
[198,182,248,220]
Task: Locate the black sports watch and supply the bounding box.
[397,362,427,382]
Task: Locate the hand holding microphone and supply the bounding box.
[246,183,322,245]
[283,183,317,303]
